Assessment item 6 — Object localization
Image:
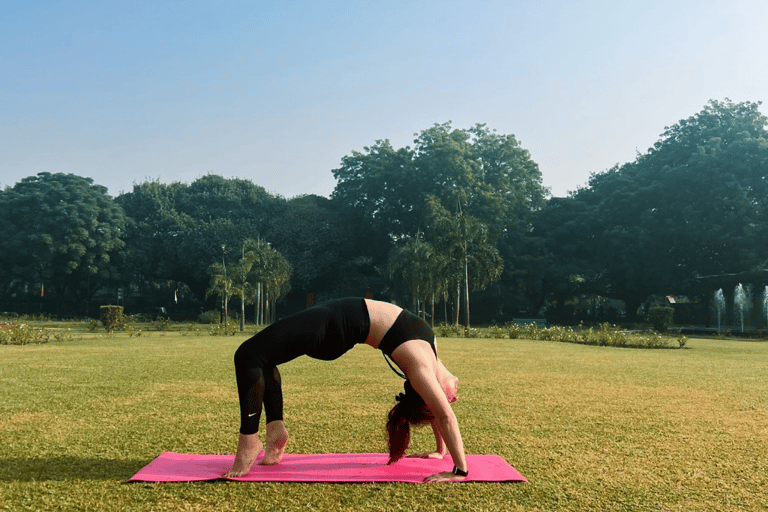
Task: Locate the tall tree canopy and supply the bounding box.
[264,195,356,294]
[333,122,547,315]
[332,122,546,243]
[536,99,768,317]
[116,176,282,304]
[0,172,127,310]
[8,103,766,325]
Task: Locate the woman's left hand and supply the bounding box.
[423,471,467,483]
[407,451,445,459]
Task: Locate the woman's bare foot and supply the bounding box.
[260,420,290,465]
[225,433,264,477]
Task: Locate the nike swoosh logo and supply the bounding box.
[248,413,258,417]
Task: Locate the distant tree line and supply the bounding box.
[536,99,768,320]
[1,99,766,326]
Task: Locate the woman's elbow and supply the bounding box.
[432,408,457,425]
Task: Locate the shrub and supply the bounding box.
[482,325,508,339]
[0,324,49,345]
[499,321,674,349]
[648,305,674,332]
[435,323,463,337]
[152,316,173,331]
[52,330,74,342]
[465,328,482,338]
[198,310,221,324]
[208,323,239,336]
[100,305,124,333]
[430,321,676,349]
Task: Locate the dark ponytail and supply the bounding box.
[386,380,434,464]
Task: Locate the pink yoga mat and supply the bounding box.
[129,452,527,483]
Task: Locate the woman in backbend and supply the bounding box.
[225,297,466,483]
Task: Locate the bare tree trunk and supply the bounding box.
[240,296,245,331]
[463,248,470,334]
[430,294,435,328]
[256,283,262,325]
[223,294,229,330]
[454,282,461,327]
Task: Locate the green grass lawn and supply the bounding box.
[2,328,767,511]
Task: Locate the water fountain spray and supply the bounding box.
[715,288,725,333]
[734,284,747,333]
[763,286,768,329]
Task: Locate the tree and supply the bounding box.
[536,99,768,319]
[332,122,546,314]
[332,123,542,243]
[331,140,418,241]
[206,259,233,328]
[0,172,127,312]
[387,234,447,323]
[172,173,283,229]
[426,195,504,330]
[237,238,292,325]
[230,242,258,331]
[265,195,357,293]
[174,219,254,303]
[116,176,281,305]
[264,249,293,323]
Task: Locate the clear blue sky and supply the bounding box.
[2,0,767,198]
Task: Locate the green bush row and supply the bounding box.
[436,322,687,348]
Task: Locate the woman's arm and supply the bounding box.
[392,343,468,482]
[431,419,448,456]
[408,365,467,482]
[407,419,447,459]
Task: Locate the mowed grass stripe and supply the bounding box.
[1,333,767,511]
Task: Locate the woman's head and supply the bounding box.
[386,380,434,464]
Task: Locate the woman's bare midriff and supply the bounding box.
[363,298,403,348]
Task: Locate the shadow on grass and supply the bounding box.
[0,456,148,481]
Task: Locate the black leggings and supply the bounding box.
[233,298,369,434]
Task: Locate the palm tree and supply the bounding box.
[262,250,292,323]
[388,236,431,316]
[231,243,259,331]
[426,194,503,332]
[239,238,292,325]
[206,261,233,329]
[387,234,453,326]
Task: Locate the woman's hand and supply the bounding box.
[423,471,467,483]
[407,451,445,460]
